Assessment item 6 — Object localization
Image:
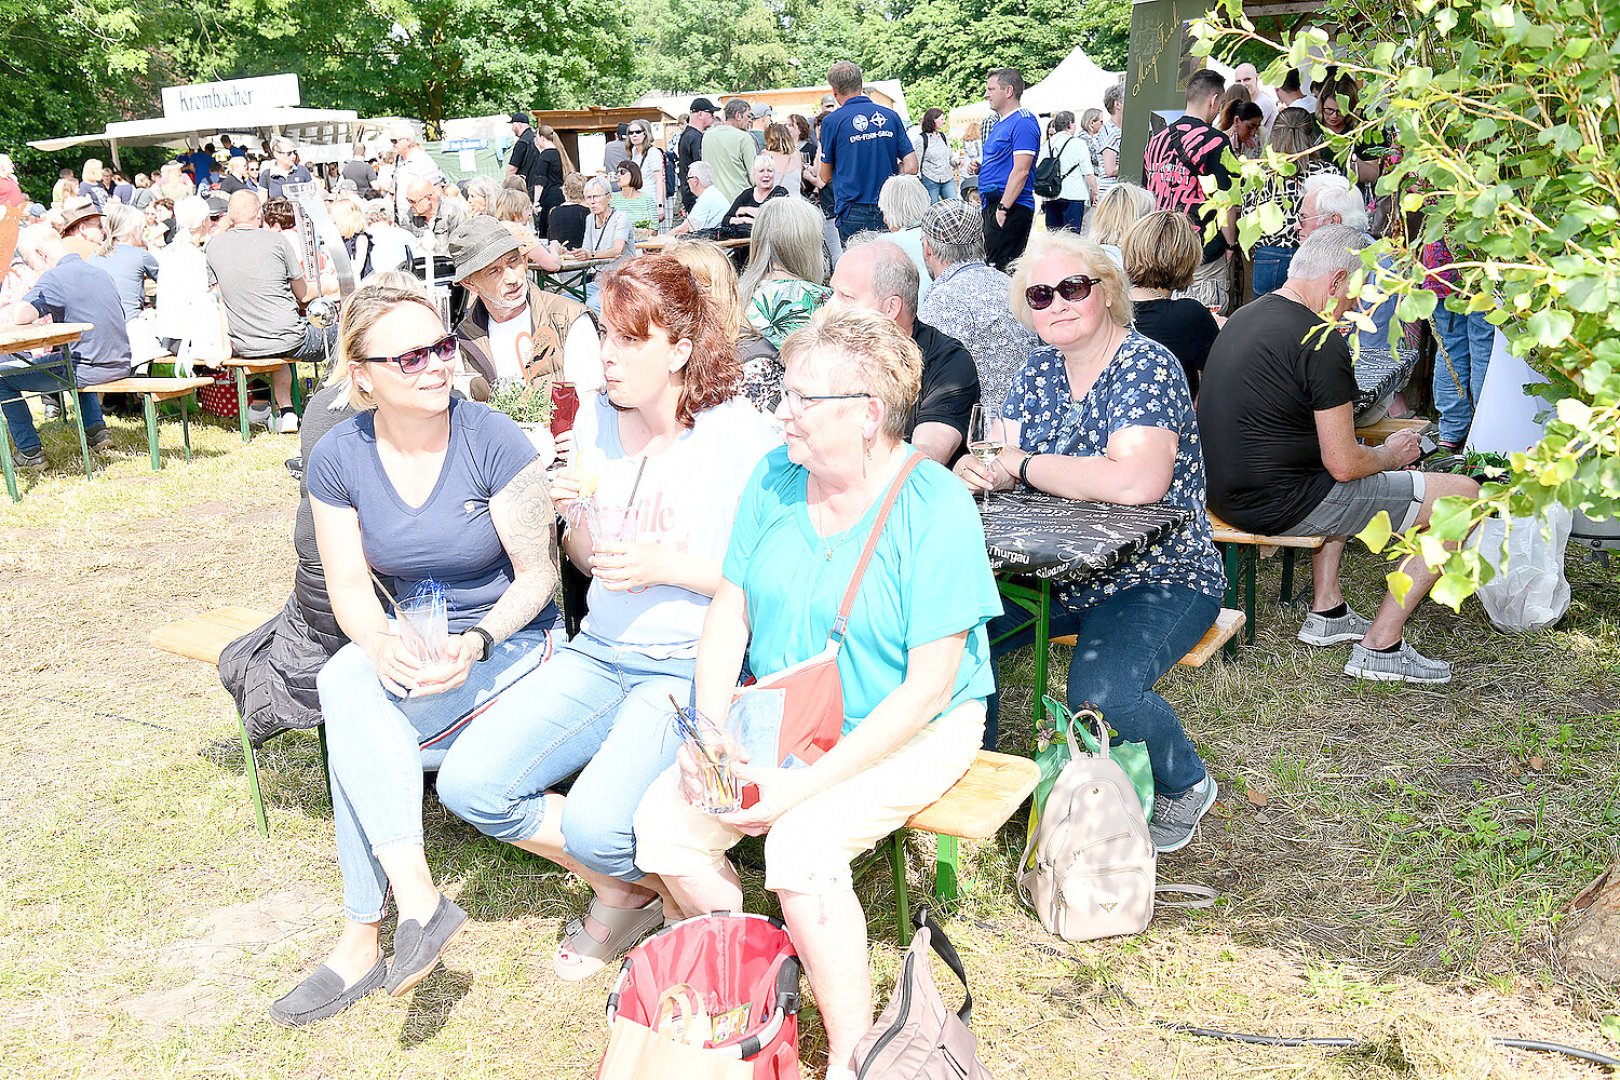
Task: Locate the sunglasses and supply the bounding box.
[1024,275,1104,311]
[362,333,457,374]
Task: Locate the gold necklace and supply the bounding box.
[808,476,867,562]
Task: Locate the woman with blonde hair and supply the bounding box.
[737,196,830,348]
[271,281,565,1026]
[956,230,1223,850]
[79,159,109,210]
[1122,210,1221,396]
[664,238,781,411]
[491,188,563,272]
[1085,181,1155,267]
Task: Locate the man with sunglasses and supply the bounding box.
[406,177,467,256]
[449,217,599,423]
[389,122,444,228]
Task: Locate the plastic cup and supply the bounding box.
[591,502,639,546]
[394,592,448,663]
[682,708,739,814]
[550,381,580,435]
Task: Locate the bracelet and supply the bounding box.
[1018,453,1036,489]
[466,625,495,663]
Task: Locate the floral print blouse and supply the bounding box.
[1001,332,1226,611]
[747,277,832,350]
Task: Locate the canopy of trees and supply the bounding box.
[2,0,1127,191]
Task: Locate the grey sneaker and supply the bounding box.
[1298,606,1372,646]
[246,402,273,428]
[1149,774,1218,854]
[1343,641,1452,685]
[13,446,45,470]
[85,423,112,451]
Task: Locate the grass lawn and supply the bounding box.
[2,407,1618,1077]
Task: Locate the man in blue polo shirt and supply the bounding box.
[819,60,918,242]
[0,231,130,468]
[973,67,1040,270]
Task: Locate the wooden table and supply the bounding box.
[0,321,96,501]
[982,491,1192,731]
[533,254,615,303]
[634,235,749,254]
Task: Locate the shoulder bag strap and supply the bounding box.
[829,452,925,645]
[913,906,974,1022]
[1059,136,1086,181]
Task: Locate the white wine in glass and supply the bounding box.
[967,403,1004,511]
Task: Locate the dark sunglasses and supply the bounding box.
[362,333,457,374]
[1025,275,1104,311]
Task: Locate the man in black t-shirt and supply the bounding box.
[1197,226,1478,685]
[1144,69,1237,310]
[679,99,715,213]
[829,236,978,465]
[505,114,544,197]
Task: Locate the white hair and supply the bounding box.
[1303,172,1369,234]
[689,161,713,186]
[584,176,612,198]
[878,174,929,231]
[1289,224,1366,281]
[270,136,298,155]
[174,196,211,243]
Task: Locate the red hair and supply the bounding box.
[599,255,740,428]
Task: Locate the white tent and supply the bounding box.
[28,105,361,168]
[947,47,1122,137]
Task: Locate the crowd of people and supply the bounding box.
[1,57,1487,1076]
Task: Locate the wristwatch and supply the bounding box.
[466,626,495,663]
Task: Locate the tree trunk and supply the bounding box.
[1558,864,1620,984]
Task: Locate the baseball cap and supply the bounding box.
[449,215,524,281]
[205,194,230,219]
[690,97,717,114]
[751,103,774,120]
[819,94,837,110]
[510,112,531,125]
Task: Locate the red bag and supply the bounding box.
[731,453,923,767]
[599,912,802,1080]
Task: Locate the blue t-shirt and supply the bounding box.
[186,151,214,185]
[21,254,132,384]
[89,244,160,321]
[306,398,558,634]
[979,107,1042,209]
[819,96,915,217]
[723,447,1002,734]
[1002,333,1225,610]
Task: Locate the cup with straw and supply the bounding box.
[669,694,739,814]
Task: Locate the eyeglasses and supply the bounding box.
[1024,275,1104,311]
[781,388,871,414]
[361,333,457,374]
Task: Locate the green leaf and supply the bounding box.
[1387,570,1414,605]
[1358,510,1393,554]
[1431,571,1474,612]
[1601,1015,1620,1045]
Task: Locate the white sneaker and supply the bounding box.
[1343,641,1452,684]
[277,411,300,435]
[246,403,272,428]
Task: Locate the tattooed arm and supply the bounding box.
[479,457,563,643]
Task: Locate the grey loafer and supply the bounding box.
[386,894,468,996]
[269,955,387,1027]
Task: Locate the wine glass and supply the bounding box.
[967,403,1005,512]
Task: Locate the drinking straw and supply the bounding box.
[668,693,724,770]
[627,456,649,506]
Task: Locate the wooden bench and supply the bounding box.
[1208,512,1325,643]
[1050,607,1247,666]
[152,606,319,837]
[85,375,214,470]
[219,358,301,443]
[885,750,1040,944]
[1355,416,1429,445]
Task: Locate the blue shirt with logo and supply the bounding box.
[819,96,914,217]
[978,107,1041,209]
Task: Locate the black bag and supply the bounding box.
[1033,135,1084,200]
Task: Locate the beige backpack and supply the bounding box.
[1018,711,1214,941]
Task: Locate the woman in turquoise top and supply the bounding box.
[633,306,1001,1080]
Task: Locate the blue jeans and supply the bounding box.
[1250,245,1293,296]
[1431,306,1494,444]
[836,202,886,243]
[0,354,107,455]
[921,177,958,203]
[435,632,695,883]
[987,583,1218,796]
[318,625,559,922]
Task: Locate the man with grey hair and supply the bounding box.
[702,99,758,203]
[406,176,467,254]
[1198,225,1479,684]
[670,161,727,235]
[830,234,978,464]
[389,122,444,227]
[916,199,1037,413]
[1300,172,1401,356]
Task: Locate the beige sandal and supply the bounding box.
[553,895,664,981]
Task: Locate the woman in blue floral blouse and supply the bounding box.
[954,231,1226,854]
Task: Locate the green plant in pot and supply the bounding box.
[486,379,556,458]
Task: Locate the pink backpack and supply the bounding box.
[854,909,991,1079]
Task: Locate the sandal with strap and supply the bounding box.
[553,895,664,982]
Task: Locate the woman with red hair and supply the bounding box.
[435,255,782,980]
